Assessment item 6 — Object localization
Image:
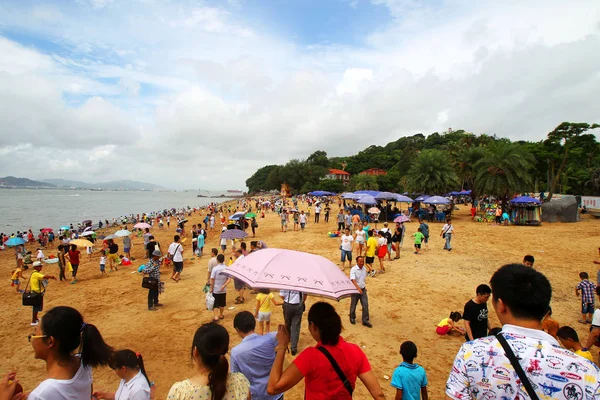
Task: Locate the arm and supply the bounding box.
[421,386,428,400]
[42,274,57,280]
[395,389,403,400]
[210,278,215,292]
[464,320,473,341]
[357,370,385,399]
[220,277,232,291]
[585,326,600,349]
[576,287,580,297]
[255,299,260,318]
[91,391,116,400]
[267,325,304,395]
[271,297,283,306]
[351,279,363,295]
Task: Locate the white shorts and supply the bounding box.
[257,311,271,322]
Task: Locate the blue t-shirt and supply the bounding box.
[390,362,428,400]
[419,222,429,236]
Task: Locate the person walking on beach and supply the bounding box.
[441,218,454,251]
[576,271,596,324]
[26,261,56,326]
[210,254,228,321]
[122,233,132,261]
[168,235,184,282]
[299,211,307,231]
[142,228,151,258]
[337,210,345,231]
[349,256,371,327]
[231,311,281,400]
[314,204,321,223]
[66,244,81,284]
[390,341,428,400]
[143,249,162,311]
[418,218,429,249]
[463,284,491,341]
[280,209,288,233]
[340,228,354,270]
[280,289,306,355]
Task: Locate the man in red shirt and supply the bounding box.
[65,244,81,284]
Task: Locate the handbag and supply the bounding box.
[22,275,44,307]
[206,292,215,311]
[168,244,181,261]
[496,333,540,400]
[316,346,353,396]
[142,277,159,289]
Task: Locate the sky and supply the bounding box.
[0,0,599,190]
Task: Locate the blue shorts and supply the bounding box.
[582,303,594,314]
[341,249,352,262]
[124,247,130,253]
[100,264,105,272]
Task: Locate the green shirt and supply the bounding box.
[413,232,425,244]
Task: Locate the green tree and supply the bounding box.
[474,143,534,205]
[405,150,459,194]
[349,175,379,191]
[245,165,279,193]
[317,178,345,193]
[455,146,486,200]
[544,122,599,201]
[306,150,329,167]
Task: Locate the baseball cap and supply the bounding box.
[33,261,42,267]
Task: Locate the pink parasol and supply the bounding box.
[41,228,53,233]
[393,215,410,223]
[222,248,359,300]
[134,222,151,229]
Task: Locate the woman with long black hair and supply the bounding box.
[167,323,250,400]
[27,306,113,399]
[93,350,152,399]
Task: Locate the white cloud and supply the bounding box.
[0,0,598,190]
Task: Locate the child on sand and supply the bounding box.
[254,288,283,335]
[576,272,596,324]
[556,326,594,362]
[436,312,465,335]
[99,251,107,276]
[11,265,28,293]
[390,341,428,400]
[412,228,425,255]
[36,248,44,262]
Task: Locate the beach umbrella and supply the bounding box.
[226,223,241,230]
[5,237,25,247]
[374,192,398,200]
[83,226,93,232]
[415,195,430,202]
[222,248,359,300]
[41,228,53,233]
[423,196,450,205]
[69,239,94,248]
[394,194,414,203]
[245,213,257,218]
[60,226,70,230]
[229,212,245,220]
[510,196,541,205]
[393,215,411,223]
[103,235,118,240]
[368,207,381,214]
[354,190,381,197]
[134,222,151,229]
[114,229,131,237]
[80,231,95,237]
[357,195,377,205]
[220,230,248,240]
[458,190,472,195]
[341,192,355,199]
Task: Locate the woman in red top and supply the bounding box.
[65,245,81,285]
[267,302,385,399]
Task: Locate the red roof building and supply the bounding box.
[325,168,350,181]
[359,168,387,176]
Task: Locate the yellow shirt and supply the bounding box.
[438,317,450,328]
[11,268,22,280]
[575,349,594,362]
[30,271,45,293]
[256,293,274,313]
[366,237,378,257]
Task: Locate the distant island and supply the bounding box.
[0,176,166,191]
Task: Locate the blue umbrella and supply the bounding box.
[5,237,25,247]
[415,195,430,202]
[357,195,378,205]
[394,194,413,203]
[510,196,541,205]
[374,192,398,200]
[229,212,246,220]
[354,190,381,197]
[423,196,450,205]
[341,192,355,199]
[60,226,70,230]
[220,229,248,240]
[458,190,472,195]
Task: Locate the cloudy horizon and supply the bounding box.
[1,0,599,190]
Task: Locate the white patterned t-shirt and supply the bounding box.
[446,324,600,400]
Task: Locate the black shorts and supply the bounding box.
[213,293,226,308]
[414,244,421,249]
[173,261,183,273]
[365,256,375,264]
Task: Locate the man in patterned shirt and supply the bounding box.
[446,263,600,400]
[143,249,162,311]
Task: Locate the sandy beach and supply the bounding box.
[1,201,599,399]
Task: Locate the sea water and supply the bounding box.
[0,189,231,233]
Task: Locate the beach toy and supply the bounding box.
[43,258,59,264]
[327,231,340,237]
[137,265,146,273]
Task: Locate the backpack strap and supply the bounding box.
[316,346,353,396]
[496,333,540,400]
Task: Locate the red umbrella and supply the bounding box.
[41,228,53,233]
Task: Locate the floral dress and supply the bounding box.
[167,373,250,400]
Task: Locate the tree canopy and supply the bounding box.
[245,123,600,198]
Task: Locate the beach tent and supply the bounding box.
[509,196,542,226]
[541,196,578,223]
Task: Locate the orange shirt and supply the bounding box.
[542,317,559,338]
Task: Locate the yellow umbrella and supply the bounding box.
[69,239,94,248]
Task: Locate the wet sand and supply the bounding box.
[0,202,598,399]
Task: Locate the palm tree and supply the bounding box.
[405,150,459,194]
[455,146,486,200]
[474,143,534,204]
[350,174,379,191]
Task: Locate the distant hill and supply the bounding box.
[42,178,165,191]
[0,176,56,188]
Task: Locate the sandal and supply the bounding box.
[578,319,587,324]
[219,315,224,320]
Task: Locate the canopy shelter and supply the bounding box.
[509,196,542,226]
